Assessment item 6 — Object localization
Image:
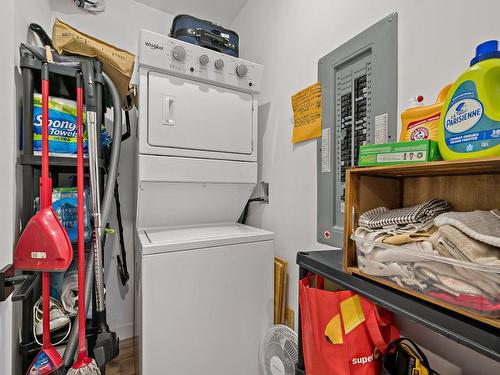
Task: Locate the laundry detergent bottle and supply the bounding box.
[439,40,500,160]
[400,85,451,142]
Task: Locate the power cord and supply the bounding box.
[33,297,72,347]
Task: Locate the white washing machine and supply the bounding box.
[135,30,273,374]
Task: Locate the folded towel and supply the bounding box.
[365,242,435,263]
[355,221,436,253]
[357,256,411,278]
[359,199,450,229]
[426,231,464,262]
[382,226,437,246]
[437,275,483,295]
[390,219,435,234]
[393,276,428,291]
[414,262,484,296]
[358,207,388,227]
[354,227,389,254]
[434,209,500,247]
[453,266,500,299]
[414,262,499,299]
[427,225,500,265]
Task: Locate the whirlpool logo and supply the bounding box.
[145,41,163,51]
[444,98,483,134]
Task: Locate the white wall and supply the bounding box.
[10,1,54,373]
[1,2,17,374]
[231,0,500,373]
[48,0,174,339]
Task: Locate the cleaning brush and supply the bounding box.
[67,73,101,375]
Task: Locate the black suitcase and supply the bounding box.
[170,14,239,57]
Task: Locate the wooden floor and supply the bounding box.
[106,337,137,375]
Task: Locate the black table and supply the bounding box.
[295,250,500,374]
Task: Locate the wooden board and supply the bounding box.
[274,260,284,324]
[275,257,288,324]
[403,174,500,211]
[347,267,500,329]
[348,156,500,178]
[281,272,288,324]
[344,171,401,269]
[285,307,295,330]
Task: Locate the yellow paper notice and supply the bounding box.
[291,82,322,144]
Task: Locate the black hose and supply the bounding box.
[114,180,129,286]
[29,23,54,48]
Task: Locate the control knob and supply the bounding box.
[214,59,225,70]
[199,54,209,65]
[172,45,186,61]
[236,64,248,77]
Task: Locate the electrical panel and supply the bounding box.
[317,13,398,248]
[336,56,372,208]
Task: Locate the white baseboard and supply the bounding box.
[110,321,134,340]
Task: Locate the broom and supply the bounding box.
[68,73,100,375]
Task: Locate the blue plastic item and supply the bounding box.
[35,187,92,244]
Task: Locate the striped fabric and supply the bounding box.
[359,198,450,229]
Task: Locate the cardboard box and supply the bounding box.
[358,140,441,166]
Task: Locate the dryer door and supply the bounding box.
[148,71,254,155]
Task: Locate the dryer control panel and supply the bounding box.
[139,30,263,94]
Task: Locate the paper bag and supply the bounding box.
[52,18,135,103]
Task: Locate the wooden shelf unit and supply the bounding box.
[343,157,500,328]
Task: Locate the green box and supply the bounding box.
[358,140,441,167]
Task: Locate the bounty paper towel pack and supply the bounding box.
[439,40,500,160]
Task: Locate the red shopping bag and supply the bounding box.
[299,275,399,375]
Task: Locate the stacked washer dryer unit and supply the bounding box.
[135,30,274,374]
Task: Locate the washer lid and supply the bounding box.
[139,224,274,255]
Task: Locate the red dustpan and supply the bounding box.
[15,206,72,271]
[14,63,72,272]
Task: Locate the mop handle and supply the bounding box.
[42,272,51,349]
[41,63,52,349]
[76,74,87,355]
[40,64,52,210]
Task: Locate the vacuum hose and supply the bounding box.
[100,81,122,226]
[63,73,122,366]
